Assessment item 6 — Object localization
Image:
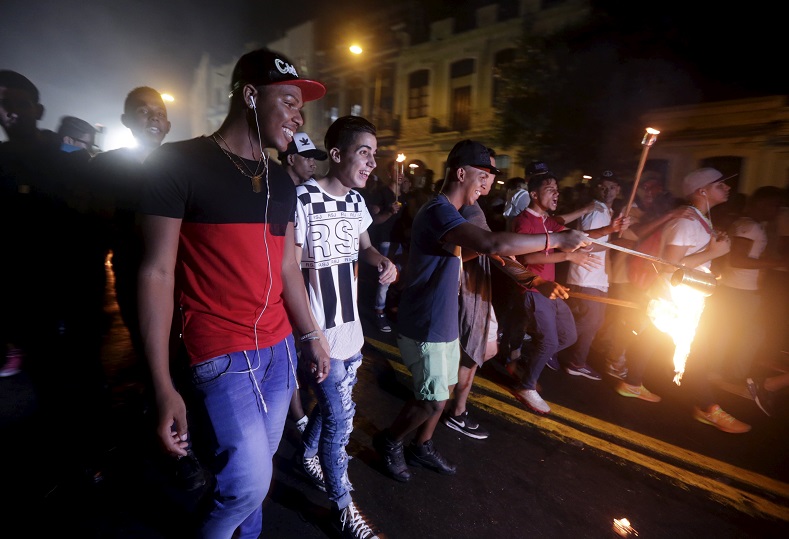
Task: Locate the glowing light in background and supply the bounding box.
[349,44,363,55]
[102,124,138,151]
[160,93,175,102]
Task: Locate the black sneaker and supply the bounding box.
[442,410,489,440]
[295,452,327,491]
[175,449,208,492]
[372,431,411,482]
[332,501,381,539]
[405,439,456,475]
[375,313,392,333]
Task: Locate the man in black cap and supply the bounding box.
[374,139,590,482]
[137,48,331,538]
[277,131,328,185]
[56,115,98,155]
[276,130,328,443]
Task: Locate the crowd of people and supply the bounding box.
[2,45,788,539]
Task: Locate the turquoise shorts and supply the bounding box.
[397,336,460,401]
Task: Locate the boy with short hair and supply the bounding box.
[506,171,604,414]
[294,115,395,538]
[374,140,590,482]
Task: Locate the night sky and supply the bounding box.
[1,0,785,149]
[0,0,319,146]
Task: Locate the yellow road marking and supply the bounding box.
[364,336,789,520]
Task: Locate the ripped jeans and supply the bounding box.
[302,352,362,510]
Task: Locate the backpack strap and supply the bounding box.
[687,206,714,235]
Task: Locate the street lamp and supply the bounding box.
[347,43,382,125]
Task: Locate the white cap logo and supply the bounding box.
[296,134,317,151]
[275,59,299,77]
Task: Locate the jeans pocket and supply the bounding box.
[191,355,232,387]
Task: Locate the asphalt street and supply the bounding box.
[1,262,787,538]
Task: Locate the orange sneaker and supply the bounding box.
[616,381,662,403]
[693,405,751,434]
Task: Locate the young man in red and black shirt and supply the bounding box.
[138,49,331,538]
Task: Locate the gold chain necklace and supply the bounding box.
[211,132,267,193]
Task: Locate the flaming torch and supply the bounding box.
[646,276,709,384]
[584,236,717,385]
[395,153,406,199]
[622,127,660,221]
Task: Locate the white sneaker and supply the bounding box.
[516,389,551,414]
[334,501,380,539]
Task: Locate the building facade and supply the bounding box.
[643,95,789,195]
[187,1,788,198]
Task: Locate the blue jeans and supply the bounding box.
[561,286,607,368]
[374,241,403,311]
[521,292,577,390]
[191,335,297,539]
[302,352,362,510]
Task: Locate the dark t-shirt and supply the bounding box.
[0,135,106,335]
[139,136,296,364]
[397,195,466,342]
[365,183,400,245]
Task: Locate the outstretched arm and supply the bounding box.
[442,222,589,257]
[555,201,595,226]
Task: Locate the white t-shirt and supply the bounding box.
[504,189,530,218]
[567,199,612,291]
[721,216,767,290]
[294,179,373,359]
[660,208,713,271]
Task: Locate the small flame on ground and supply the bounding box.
[613,518,638,537]
[646,280,707,385]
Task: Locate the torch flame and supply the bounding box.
[396,153,406,163]
[646,277,707,385]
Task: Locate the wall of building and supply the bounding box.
[642,95,789,195]
[185,2,789,201]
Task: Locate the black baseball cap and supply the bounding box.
[446,140,501,175]
[592,169,622,187]
[57,115,97,139]
[277,132,328,161]
[526,160,553,178]
[231,48,326,102]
